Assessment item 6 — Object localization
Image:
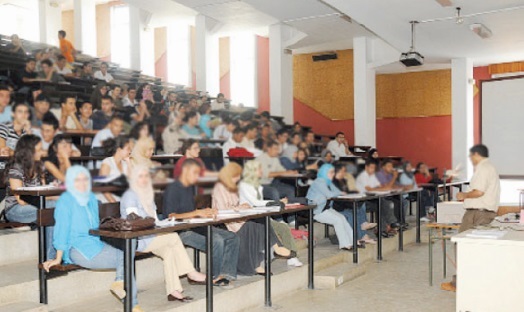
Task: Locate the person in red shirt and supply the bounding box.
[414,162,432,184]
[173,139,218,179]
[58,30,75,63]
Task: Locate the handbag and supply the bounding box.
[99,212,155,231]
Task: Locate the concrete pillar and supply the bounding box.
[269,24,305,123]
[353,37,376,147]
[38,0,62,46]
[451,58,474,179]
[73,0,97,56]
[128,6,155,75]
[195,14,220,95]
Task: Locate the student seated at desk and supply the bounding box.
[317,149,334,168]
[376,160,409,228]
[98,135,133,203]
[51,95,83,131]
[90,83,108,111]
[163,159,240,286]
[92,96,114,130]
[332,162,376,245]
[0,85,12,124]
[6,34,26,55]
[30,94,50,127]
[77,101,93,131]
[33,114,81,158]
[79,62,94,81]
[129,121,151,142]
[42,167,144,312]
[306,164,357,250]
[238,160,303,267]
[211,92,226,111]
[5,135,57,258]
[240,122,258,150]
[93,62,114,83]
[131,137,167,182]
[37,59,65,83]
[213,116,235,141]
[355,159,399,238]
[44,134,74,183]
[222,127,246,165]
[91,115,124,149]
[198,103,213,138]
[54,55,73,77]
[181,111,204,139]
[173,139,217,179]
[121,165,206,302]
[162,115,186,155]
[256,140,304,205]
[275,129,289,155]
[399,161,431,222]
[281,132,301,160]
[280,148,318,173]
[110,85,123,109]
[212,162,293,275]
[304,130,317,156]
[0,102,32,156]
[326,132,352,160]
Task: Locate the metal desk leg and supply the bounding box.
[398,194,404,252]
[124,238,134,312]
[377,199,383,261]
[433,186,438,220]
[308,208,314,289]
[416,191,421,244]
[193,249,200,272]
[294,213,299,230]
[38,196,47,304]
[206,225,214,312]
[429,228,433,286]
[352,202,358,263]
[442,228,447,279]
[265,215,272,307]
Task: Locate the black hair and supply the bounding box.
[129,121,150,140]
[276,129,288,137]
[26,58,36,64]
[101,95,114,103]
[47,134,73,165]
[42,113,59,130]
[101,62,109,67]
[365,158,378,167]
[58,30,66,37]
[335,132,344,137]
[381,159,392,167]
[110,114,124,122]
[470,144,489,158]
[183,111,198,123]
[77,101,92,110]
[260,111,270,118]
[13,102,29,113]
[41,59,53,67]
[254,138,265,150]
[102,135,131,156]
[333,161,346,173]
[415,162,424,173]
[179,139,198,155]
[35,94,50,103]
[60,94,76,105]
[56,55,66,61]
[82,62,91,69]
[233,127,245,135]
[244,122,258,132]
[0,85,9,92]
[266,140,279,148]
[199,103,211,115]
[367,148,378,159]
[217,93,224,98]
[9,134,42,183]
[296,148,308,162]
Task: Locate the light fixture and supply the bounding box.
[455,7,464,24]
[469,23,493,39]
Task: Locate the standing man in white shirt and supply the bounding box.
[441,144,500,292]
[222,127,245,164]
[327,132,352,160]
[93,62,115,83]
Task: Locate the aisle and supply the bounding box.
[250,241,456,312]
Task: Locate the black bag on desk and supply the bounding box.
[99,213,155,231]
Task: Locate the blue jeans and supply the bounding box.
[179,228,239,280]
[70,244,138,306]
[6,200,57,259]
[340,203,367,240]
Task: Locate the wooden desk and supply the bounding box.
[178,138,226,145]
[90,205,316,312]
[150,154,183,164]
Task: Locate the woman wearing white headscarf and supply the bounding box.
[120,165,206,302]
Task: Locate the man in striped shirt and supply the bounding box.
[0,102,32,156]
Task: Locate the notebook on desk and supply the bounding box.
[436,201,465,224]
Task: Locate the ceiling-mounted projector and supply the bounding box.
[400,21,424,67]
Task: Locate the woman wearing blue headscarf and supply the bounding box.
[42,166,143,312]
[306,164,354,250]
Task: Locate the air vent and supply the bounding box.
[312,53,338,62]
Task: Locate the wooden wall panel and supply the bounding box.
[376,69,451,118]
[293,50,354,120]
[489,61,524,75]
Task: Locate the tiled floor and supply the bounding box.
[250,241,457,312]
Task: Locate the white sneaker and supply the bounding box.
[420,217,431,222]
[287,257,303,267]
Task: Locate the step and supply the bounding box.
[314,262,367,290]
[0,228,38,266]
[0,302,47,312]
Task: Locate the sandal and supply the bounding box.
[213,278,230,287]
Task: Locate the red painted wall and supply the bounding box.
[376,116,452,172]
[219,71,231,99]
[155,52,168,82]
[257,36,270,113]
[473,66,491,144]
[294,99,355,145]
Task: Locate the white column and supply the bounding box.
[38,0,62,46]
[452,58,474,179]
[195,14,220,94]
[353,37,376,147]
[73,0,97,56]
[128,6,155,75]
[269,24,304,123]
